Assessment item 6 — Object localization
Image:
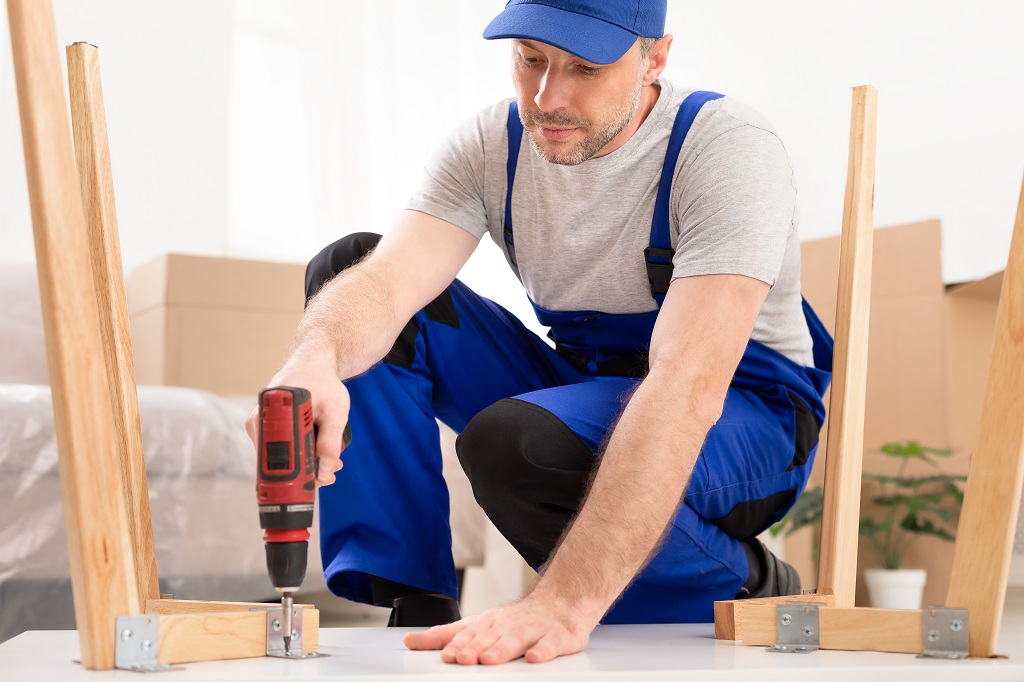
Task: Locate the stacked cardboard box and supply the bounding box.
[794,220,1003,606]
[127,254,307,396]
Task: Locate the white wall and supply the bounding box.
[1,1,234,268]
[2,0,1022,326]
[671,0,1024,285]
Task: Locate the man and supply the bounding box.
[246,0,833,666]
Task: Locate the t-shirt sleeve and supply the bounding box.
[670,123,797,287]
[405,112,491,240]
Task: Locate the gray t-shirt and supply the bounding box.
[407,79,814,367]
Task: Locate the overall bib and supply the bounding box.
[315,91,834,623]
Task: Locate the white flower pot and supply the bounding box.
[864,568,927,609]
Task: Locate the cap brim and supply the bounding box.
[483,4,638,65]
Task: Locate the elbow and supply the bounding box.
[689,387,726,435]
[646,358,728,433]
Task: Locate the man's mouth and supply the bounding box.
[538,125,578,142]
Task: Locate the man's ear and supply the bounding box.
[643,34,673,85]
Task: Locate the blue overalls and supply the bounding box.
[317,91,834,623]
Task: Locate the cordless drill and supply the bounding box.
[256,386,349,655]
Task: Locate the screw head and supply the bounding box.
[928,629,940,642]
[951,620,964,632]
[802,626,815,638]
[272,618,282,632]
[120,629,132,641]
[291,630,299,640]
[781,614,793,626]
[141,639,153,652]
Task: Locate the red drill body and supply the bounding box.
[257,386,315,653]
[258,386,316,550]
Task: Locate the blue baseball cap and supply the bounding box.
[483,0,667,65]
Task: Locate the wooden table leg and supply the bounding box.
[6,0,141,669]
[816,85,878,607]
[946,176,1024,657]
[66,40,161,610]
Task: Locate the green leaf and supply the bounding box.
[773,486,824,537]
[874,493,944,511]
[768,442,962,569]
[879,440,955,467]
[859,517,891,536]
[899,514,957,542]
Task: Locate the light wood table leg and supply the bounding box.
[715,86,878,640]
[816,84,878,607]
[66,40,160,609]
[6,0,141,670]
[946,177,1024,657]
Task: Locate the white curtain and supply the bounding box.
[226,0,537,326]
[227,0,510,258]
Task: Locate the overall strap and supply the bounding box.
[504,101,524,281]
[647,90,725,306]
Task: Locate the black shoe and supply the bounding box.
[386,593,461,627]
[736,538,801,599]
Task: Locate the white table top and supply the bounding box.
[3,624,1023,681]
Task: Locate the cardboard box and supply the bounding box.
[127,254,307,396]
[791,220,1003,607]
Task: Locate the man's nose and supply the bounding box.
[535,66,572,113]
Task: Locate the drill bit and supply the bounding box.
[282,591,294,655]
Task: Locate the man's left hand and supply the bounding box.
[403,597,594,665]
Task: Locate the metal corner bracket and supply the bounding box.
[919,607,969,660]
[114,614,181,673]
[263,605,329,660]
[767,602,819,654]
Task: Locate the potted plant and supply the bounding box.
[771,440,966,608]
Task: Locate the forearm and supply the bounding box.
[289,259,403,381]
[529,366,723,624]
[279,212,478,383]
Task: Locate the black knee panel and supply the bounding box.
[304,232,383,305]
[456,398,596,567]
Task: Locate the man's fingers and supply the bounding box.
[444,627,478,653]
[409,602,590,666]
[524,632,561,664]
[478,633,528,665]
[441,623,478,662]
[403,619,470,651]
[449,628,500,666]
[313,403,350,484]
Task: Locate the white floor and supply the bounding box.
[4,592,1024,681]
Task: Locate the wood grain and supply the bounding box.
[156,609,321,664]
[946,177,1024,657]
[714,593,835,640]
[736,604,921,653]
[817,85,878,607]
[6,0,140,669]
[146,598,317,615]
[66,41,160,610]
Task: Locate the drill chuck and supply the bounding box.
[264,540,308,591]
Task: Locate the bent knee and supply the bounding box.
[305,232,382,303]
[456,398,594,503]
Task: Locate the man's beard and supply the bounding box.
[520,75,644,166]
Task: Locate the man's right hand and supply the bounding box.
[244,211,479,486]
[244,348,352,487]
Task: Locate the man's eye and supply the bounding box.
[578,65,601,76]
